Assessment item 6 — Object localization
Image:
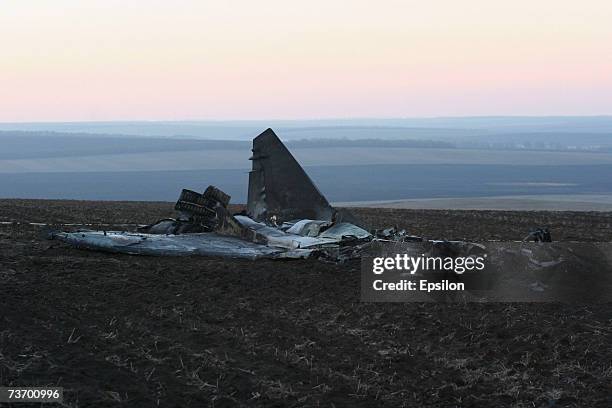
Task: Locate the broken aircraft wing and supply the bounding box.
[50,230,284,259]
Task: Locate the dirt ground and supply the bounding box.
[1,199,611,407]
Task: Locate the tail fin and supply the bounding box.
[247,129,334,223]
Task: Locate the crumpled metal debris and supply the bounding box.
[524,227,552,242]
[374,227,423,242]
[139,186,242,236]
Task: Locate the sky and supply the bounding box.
[1,0,611,121]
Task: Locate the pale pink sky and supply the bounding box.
[1,0,611,121]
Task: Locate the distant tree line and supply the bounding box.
[286,138,456,149]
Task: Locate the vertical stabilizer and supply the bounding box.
[247,129,335,223]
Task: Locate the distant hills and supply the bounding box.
[1,118,611,202]
[1,116,612,140]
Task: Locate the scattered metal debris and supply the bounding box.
[524,228,552,242]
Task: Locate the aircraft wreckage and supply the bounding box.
[51,128,385,260]
[49,128,612,301]
[53,128,478,261]
[49,128,558,263]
